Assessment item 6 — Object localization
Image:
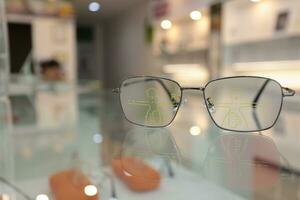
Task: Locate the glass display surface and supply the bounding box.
[0,84,299,200]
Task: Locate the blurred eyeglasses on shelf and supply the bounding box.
[113,76,295,132]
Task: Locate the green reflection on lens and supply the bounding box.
[209,89,256,129]
[128,87,165,125]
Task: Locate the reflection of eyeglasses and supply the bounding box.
[113,76,295,132]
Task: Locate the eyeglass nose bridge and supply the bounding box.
[181,87,205,91]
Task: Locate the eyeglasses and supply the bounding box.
[113,76,295,132]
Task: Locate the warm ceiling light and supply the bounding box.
[89,2,101,12]
[1,194,10,200]
[251,0,261,2]
[161,20,172,30]
[190,11,202,21]
[190,126,201,136]
[36,194,49,200]
[84,185,98,196]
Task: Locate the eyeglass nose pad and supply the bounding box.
[173,104,180,112]
[182,98,188,106]
[171,98,182,112]
[206,97,216,114]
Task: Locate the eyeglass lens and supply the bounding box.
[120,77,182,127]
[204,77,283,132]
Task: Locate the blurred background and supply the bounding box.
[0,0,300,200]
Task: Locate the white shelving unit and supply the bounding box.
[152,2,211,85]
[153,9,210,57]
[7,14,76,82]
[223,0,300,46]
[6,12,78,132]
[222,0,300,91]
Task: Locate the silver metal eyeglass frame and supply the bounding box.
[113,76,295,132]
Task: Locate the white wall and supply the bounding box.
[103,0,159,88]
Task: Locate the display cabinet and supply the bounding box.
[222,0,300,91]
[151,1,211,86]
[0,0,8,97]
[0,0,14,197]
[0,87,299,199]
[0,96,14,199]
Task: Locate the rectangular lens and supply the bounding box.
[120,77,182,127]
[204,77,283,132]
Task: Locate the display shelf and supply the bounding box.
[8,78,78,134]
[223,33,300,47]
[7,13,75,24]
[9,83,35,96]
[12,123,76,135]
[153,7,210,58]
[156,46,208,57]
[7,13,34,24]
[150,0,211,24]
[9,78,77,96]
[222,60,300,91]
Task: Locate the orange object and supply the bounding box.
[49,169,99,200]
[112,157,161,192]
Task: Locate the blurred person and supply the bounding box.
[40,59,65,81]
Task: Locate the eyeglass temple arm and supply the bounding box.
[103,170,118,199]
[255,157,300,178]
[113,78,180,107]
[252,110,262,130]
[252,80,296,108]
[0,177,32,200]
[112,88,120,93]
[252,79,271,108]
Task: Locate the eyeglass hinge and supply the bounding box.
[282,87,295,97]
[112,88,120,94]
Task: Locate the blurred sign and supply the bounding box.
[151,0,212,22]
[152,0,170,20]
[6,0,74,17]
